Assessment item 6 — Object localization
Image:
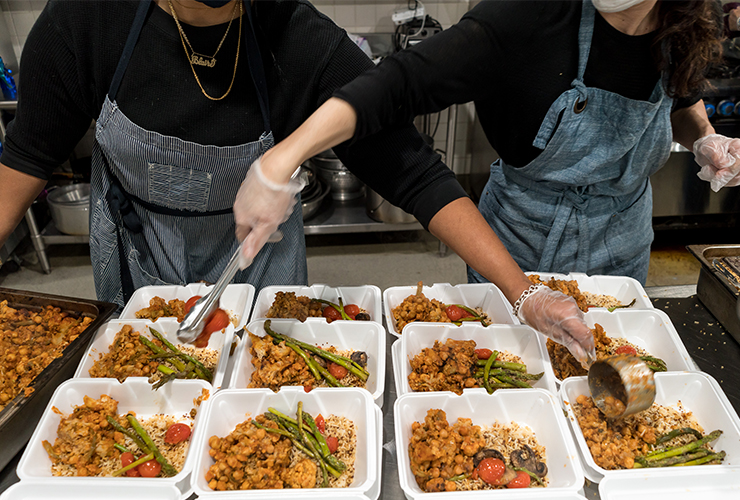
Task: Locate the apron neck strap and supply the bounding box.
[108,0,271,133]
[576,0,597,83]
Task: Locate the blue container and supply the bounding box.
[0,56,17,100]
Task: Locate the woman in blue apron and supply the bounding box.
[234,0,732,364]
[90,0,304,309]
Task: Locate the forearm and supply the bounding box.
[427,198,532,304]
[260,98,357,183]
[0,163,47,249]
[671,99,715,150]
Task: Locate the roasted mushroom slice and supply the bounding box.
[473,448,505,468]
[354,312,371,321]
[510,444,547,477]
[350,351,368,367]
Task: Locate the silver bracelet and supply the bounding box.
[512,283,546,320]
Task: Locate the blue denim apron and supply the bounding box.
[89,0,306,309]
[468,0,672,285]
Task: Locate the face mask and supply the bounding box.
[194,0,232,7]
[591,0,645,13]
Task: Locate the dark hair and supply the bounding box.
[654,0,724,98]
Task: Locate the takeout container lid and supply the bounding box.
[383,283,517,337]
[392,323,557,396]
[16,378,211,488]
[74,319,234,389]
[250,284,382,325]
[559,371,740,483]
[598,467,740,499]
[230,319,386,407]
[189,387,379,498]
[394,389,585,499]
[119,283,255,330]
[524,272,653,310]
[552,308,695,384]
[0,482,183,500]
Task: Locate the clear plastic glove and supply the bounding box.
[517,286,596,368]
[233,157,305,269]
[694,133,740,192]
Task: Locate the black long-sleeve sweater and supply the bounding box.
[1,0,465,228]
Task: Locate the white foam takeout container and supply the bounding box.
[74,318,234,389]
[250,284,382,324]
[550,309,695,384]
[383,283,517,338]
[119,283,256,330]
[16,378,211,492]
[524,272,653,310]
[391,323,557,397]
[229,319,386,407]
[0,482,183,500]
[559,371,740,483]
[190,387,379,499]
[598,467,740,500]
[394,389,585,499]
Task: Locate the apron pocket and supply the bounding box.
[148,162,212,212]
[604,184,653,273]
[89,198,117,270]
[127,246,173,288]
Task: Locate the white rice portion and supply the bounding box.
[581,291,623,309]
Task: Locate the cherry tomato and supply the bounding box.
[322,306,342,323]
[327,362,348,380]
[326,436,339,454]
[506,470,531,488]
[475,348,493,360]
[194,308,230,347]
[165,423,192,444]
[120,452,141,477]
[477,458,506,485]
[137,458,162,478]
[315,414,326,434]
[343,304,360,320]
[303,384,313,393]
[445,305,471,322]
[615,345,637,356]
[184,295,202,314]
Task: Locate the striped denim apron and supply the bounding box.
[469,0,673,285]
[89,0,306,309]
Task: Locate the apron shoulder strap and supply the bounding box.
[109,0,152,100]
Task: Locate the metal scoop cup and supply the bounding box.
[588,355,656,419]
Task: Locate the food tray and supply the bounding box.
[598,467,740,500]
[559,371,740,483]
[189,387,379,498]
[392,323,557,396]
[525,272,653,310]
[230,319,386,407]
[0,482,183,500]
[394,389,585,499]
[16,377,211,493]
[551,309,695,383]
[74,319,234,389]
[383,283,517,338]
[687,244,740,344]
[0,288,117,471]
[119,283,255,330]
[250,284,382,324]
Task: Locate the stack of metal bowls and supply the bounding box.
[308,149,365,201]
[300,163,330,221]
[46,183,91,235]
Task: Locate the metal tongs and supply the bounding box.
[587,352,656,419]
[176,246,242,343]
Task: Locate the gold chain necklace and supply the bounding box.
[168,0,242,101]
[168,0,237,68]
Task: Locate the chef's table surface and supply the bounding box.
[1,285,739,499]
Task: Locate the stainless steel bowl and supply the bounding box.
[309,150,365,201]
[302,180,330,221]
[46,184,90,235]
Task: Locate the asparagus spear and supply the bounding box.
[491,371,533,389]
[482,350,497,394]
[264,320,369,380]
[287,343,323,382]
[127,414,178,477]
[633,449,710,468]
[675,451,726,466]
[513,466,544,485]
[655,427,704,445]
[298,402,328,487]
[315,299,352,321]
[149,327,212,381]
[642,430,722,462]
[475,358,527,372]
[106,416,149,454]
[112,452,154,477]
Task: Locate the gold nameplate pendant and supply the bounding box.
[191,53,216,68]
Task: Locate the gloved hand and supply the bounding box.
[517,286,596,368]
[694,133,740,192]
[233,157,305,269]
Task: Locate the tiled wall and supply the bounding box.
[0,0,476,171]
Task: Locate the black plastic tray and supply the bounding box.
[0,288,117,471]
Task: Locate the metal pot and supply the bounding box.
[309,150,365,201]
[46,184,90,235]
[365,188,417,224]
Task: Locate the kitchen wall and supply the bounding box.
[0,0,478,171]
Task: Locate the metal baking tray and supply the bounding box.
[687,244,740,344]
[0,288,116,471]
